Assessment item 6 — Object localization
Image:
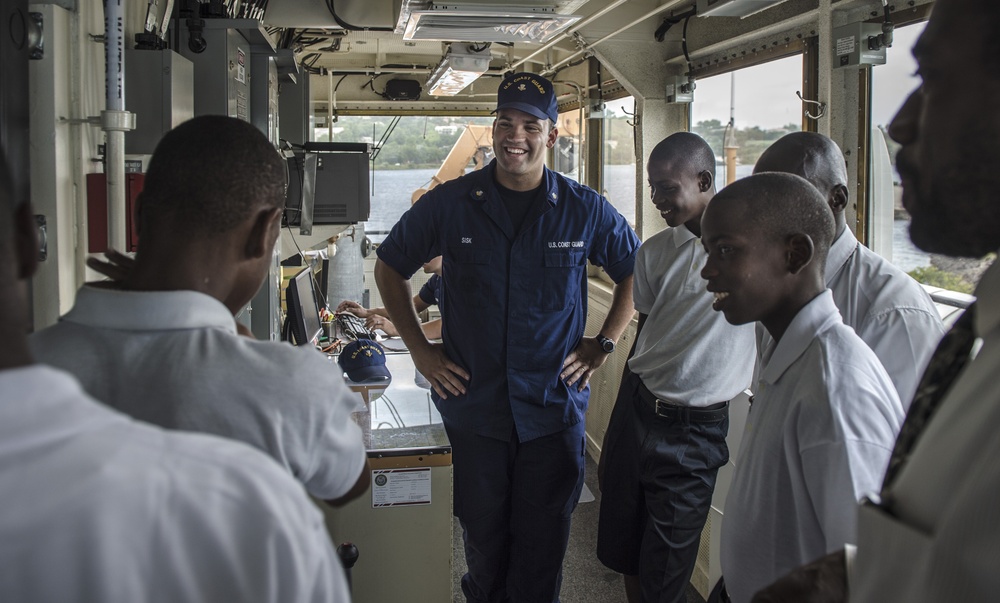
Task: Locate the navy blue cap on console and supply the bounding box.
[494,72,558,123]
[338,339,391,382]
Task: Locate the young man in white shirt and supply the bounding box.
[29,116,369,508]
[700,172,903,603]
[597,132,756,603]
[0,150,350,602]
[754,2,1000,600]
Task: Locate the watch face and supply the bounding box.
[600,337,614,352]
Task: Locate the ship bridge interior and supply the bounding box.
[4,0,975,601]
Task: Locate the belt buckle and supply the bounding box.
[653,398,674,418]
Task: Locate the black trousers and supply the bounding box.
[597,371,730,603]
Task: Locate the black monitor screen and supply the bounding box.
[284,267,323,346]
[285,144,371,226]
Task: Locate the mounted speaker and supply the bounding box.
[385,79,422,101]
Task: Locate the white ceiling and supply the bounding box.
[263,0,676,78]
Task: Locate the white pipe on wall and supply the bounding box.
[71,6,88,286]
[103,0,131,252]
[105,0,123,113]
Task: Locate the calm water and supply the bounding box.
[892,219,931,272]
[363,166,930,273]
[365,168,439,241]
[363,165,641,238]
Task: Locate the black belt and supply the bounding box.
[637,380,729,423]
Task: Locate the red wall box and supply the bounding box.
[86,172,143,253]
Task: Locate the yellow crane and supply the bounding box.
[411,124,493,203]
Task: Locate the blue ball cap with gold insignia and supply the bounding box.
[494,72,558,123]
[338,339,391,382]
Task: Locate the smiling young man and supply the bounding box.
[700,173,903,603]
[754,2,1000,601]
[374,72,640,602]
[596,132,756,603]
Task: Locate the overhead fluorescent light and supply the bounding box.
[397,3,580,43]
[426,43,492,96]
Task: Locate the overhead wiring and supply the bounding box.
[548,54,591,78]
[323,0,393,31]
[680,14,697,95]
[682,15,694,67]
[362,74,390,99]
[654,7,697,42]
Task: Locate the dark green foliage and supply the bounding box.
[692,120,801,165]
[908,266,975,294]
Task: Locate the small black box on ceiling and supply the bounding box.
[385,79,422,101]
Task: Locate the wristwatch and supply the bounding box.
[596,334,615,353]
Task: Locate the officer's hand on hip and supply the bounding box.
[560,337,612,392]
[411,341,470,399]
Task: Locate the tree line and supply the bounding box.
[319,115,802,170]
[691,119,801,166]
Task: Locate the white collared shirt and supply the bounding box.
[628,226,755,406]
[29,286,366,501]
[722,291,903,603]
[0,365,349,602]
[854,259,1000,602]
[758,229,944,407]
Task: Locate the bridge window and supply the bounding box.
[872,22,988,294]
[554,109,585,185]
[690,54,803,190]
[602,97,637,227]
[314,115,494,243]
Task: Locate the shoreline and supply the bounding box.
[893,184,990,288]
[929,253,993,289]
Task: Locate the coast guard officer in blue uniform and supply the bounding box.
[376,72,639,602]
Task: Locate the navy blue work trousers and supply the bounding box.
[596,371,729,603]
[445,419,586,603]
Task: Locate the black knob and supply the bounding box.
[336,542,359,569]
[185,18,206,54]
